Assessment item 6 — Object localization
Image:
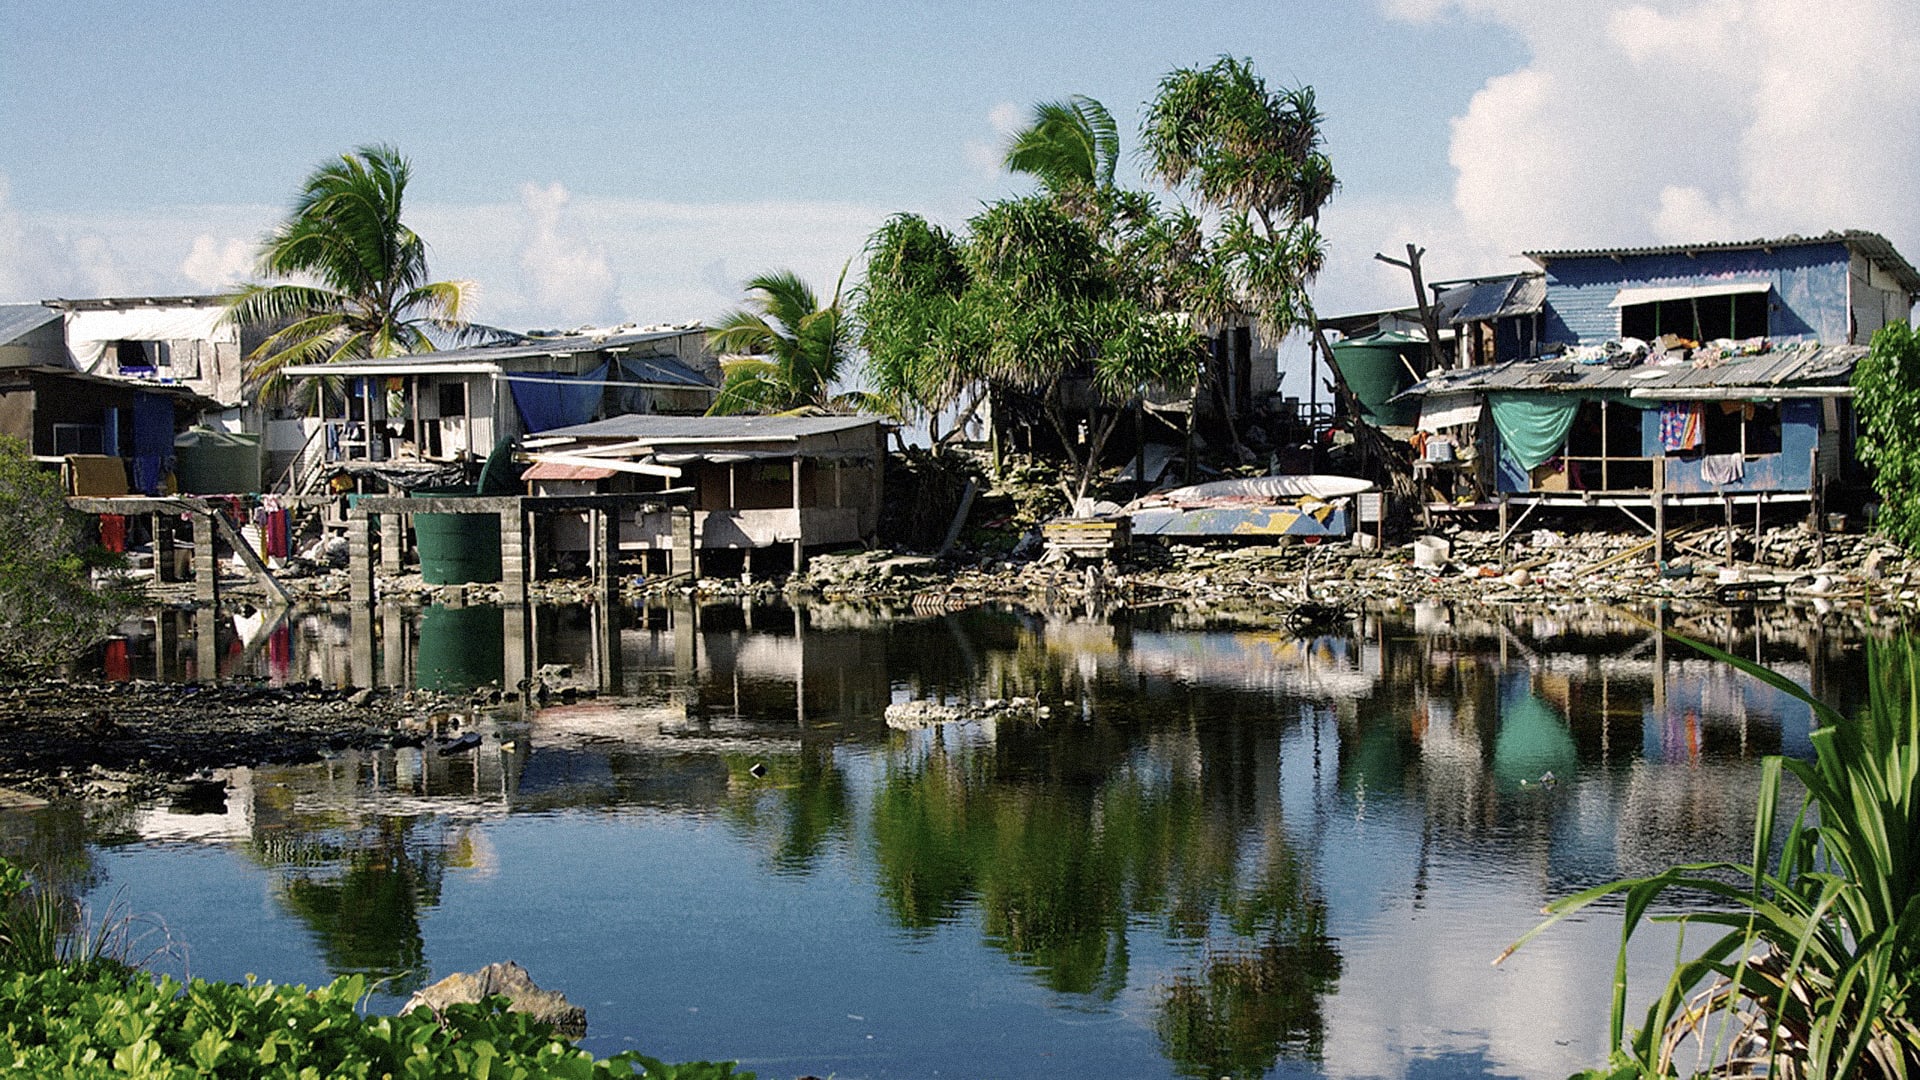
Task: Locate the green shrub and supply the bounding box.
[0,858,754,1078]
[1502,634,1920,1079]
[1855,323,1920,551]
[0,434,126,676]
[0,966,753,1079]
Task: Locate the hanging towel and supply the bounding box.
[99,514,127,553]
[1700,453,1746,485]
[1660,402,1703,451]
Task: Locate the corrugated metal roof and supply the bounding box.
[1444,274,1545,323]
[0,304,59,346]
[544,414,882,444]
[1400,340,1865,400]
[392,327,709,367]
[1525,231,1920,297]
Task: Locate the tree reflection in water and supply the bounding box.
[256,817,448,995]
[869,706,1342,1070]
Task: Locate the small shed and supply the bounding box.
[528,414,886,571]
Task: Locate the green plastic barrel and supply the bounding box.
[1329,332,1423,427]
[409,488,501,585]
[414,604,505,691]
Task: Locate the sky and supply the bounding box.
[4,0,1919,385]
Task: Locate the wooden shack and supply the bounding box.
[527,414,886,572]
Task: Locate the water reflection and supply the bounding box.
[13,598,1877,1079]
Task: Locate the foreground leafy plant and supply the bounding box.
[1501,634,1920,1078]
[0,966,753,1079]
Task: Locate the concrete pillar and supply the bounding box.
[499,506,527,605]
[379,513,403,573]
[192,511,219,605]
[670,505,696,578]
[152,610,175,680]
[503,603,530,693]
[153,513,174,583]
[346,513,377,606]
[381,603,406,687]
[348,603,374,690]
[193,605,219,683]
[593,506,622,597]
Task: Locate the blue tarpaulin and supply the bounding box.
[130,392,173,495]
[508,362,608,433]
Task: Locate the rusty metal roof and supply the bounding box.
[522,460,617,481]
[1400,340,1866,400]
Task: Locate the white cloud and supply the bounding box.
[415,192,902,330]
[0,174,275,302]
[180,235,255,291]
[1329,0,1920,318]
[513,181,619,330]
[964,100,1026,181]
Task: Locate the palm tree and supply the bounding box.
[226,144,472,399]
[1003,94,1119,195]
[706,269,851,415]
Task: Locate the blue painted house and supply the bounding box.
[1401,231,1920,515]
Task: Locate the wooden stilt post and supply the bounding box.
[1497,493,1511,568]
[1652,460,1666,568]
[1724,494,1735,566]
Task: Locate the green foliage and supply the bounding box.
[0,964,752,1079]
[853,214,976,444]
[706,269,852,416]
[1140,55,1334,340]
[0,436,124,676]
[1854,323,1920,550]
[1003,95,1120,195]
[227,144,473,400]
[1503,634,1920,1079]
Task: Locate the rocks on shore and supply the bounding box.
[401,961,586,1038]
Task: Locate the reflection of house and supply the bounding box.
[277,325,720,490]
[529,414,886,570]
[0,304,220,493]
[1376,232,1920,525]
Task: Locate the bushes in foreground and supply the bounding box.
[0,858,750,1079]
[0,966,750,1079]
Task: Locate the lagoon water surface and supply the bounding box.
[2,599,1860,1079]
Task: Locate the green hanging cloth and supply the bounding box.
[1487,392,1582,470]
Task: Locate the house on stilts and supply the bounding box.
[1377,231,1920,559]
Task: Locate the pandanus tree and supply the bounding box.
[226,144,473,402]
[705,269,853,416]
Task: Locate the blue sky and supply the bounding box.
[5,0,1917,371]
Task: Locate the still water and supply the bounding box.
[1,599,1863,1079]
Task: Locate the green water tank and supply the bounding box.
[173,427,262,494]
[409,488,502,585]
[1329,332,1424,427]
[414,604,505,691]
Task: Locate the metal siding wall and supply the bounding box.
[1539,242,1853,347]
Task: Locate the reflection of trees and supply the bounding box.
[1156,843,1341,1079]
[720,744,850,874]
[255,816,446,994]
[871,724,1336,1019]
